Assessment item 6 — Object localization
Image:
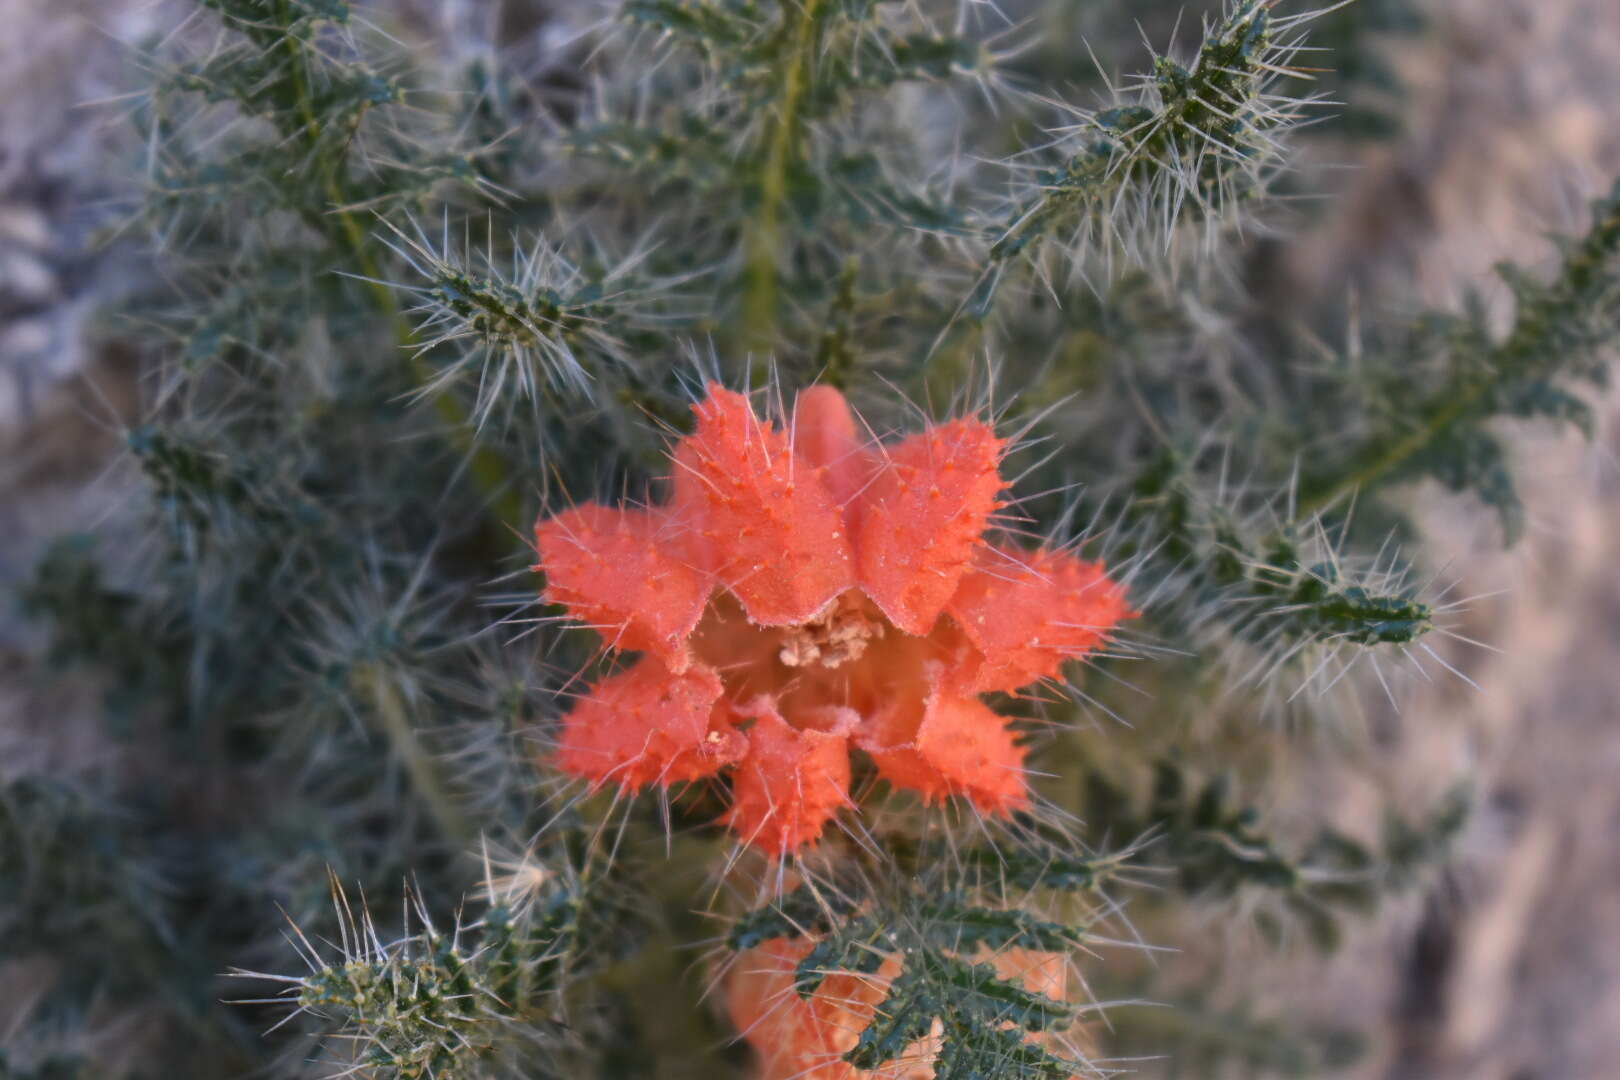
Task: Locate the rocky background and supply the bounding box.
[4,1,1619,1076]
[1282,4,1620,1077]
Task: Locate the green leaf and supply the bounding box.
[934,1020,1077,1080]
[919,952,1072,1033]
[845,965,941,1070]
[915,901,1081,954]
[729,883,861,951]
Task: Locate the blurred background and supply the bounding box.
[3,0,1620,1077]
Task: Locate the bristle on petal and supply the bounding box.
[554,660,741,791]
[673,385,855,625]
[948,545,1136,693]
[723,700,855,857]
[534,504,710,669]
[726,937,916,1080]
[854,418,1006,635]
[857,663,1029,816]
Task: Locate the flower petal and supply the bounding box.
[854,417,1005,635]
[727,938,918,1080]
[534,504,709,669]
[673,385,855,625]
[947,545,1135,694]
[724,700,854,856]
[791,385,876,511]
[857,663,1029,816]
[554,660,743,791]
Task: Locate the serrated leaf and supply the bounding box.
[919,952,1072,1033]
[1507,381,1595,437]
[729,883,860,951]
[915,901,1080,954]
[934,1019,1078,1080]
[794,916,890,997]
[844,964,941,1069]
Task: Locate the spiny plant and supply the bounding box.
[7,0,1620,1076]
[229,850,628,1079]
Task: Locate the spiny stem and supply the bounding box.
[741,0,827,362]
[1292,390,1470,522]
[360,664,474,849]
[275,0,519,525]
[1294,187,1620,520]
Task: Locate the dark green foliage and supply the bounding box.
[0,1055,89,1080]
[17,537,187,718]
[1080,761,1469,950]
[0,777,170,965]
[1107,998,1366,1079]
[1109,450,1433,658]
[728,877,864,950]
[841,954,1075,1073]
[802,913,1086,1076]
[1295,181,1620,542]
[1290,0,1425,141]
[239,855,625,1079]
[0,770,260,1075]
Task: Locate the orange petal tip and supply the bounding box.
[672,385,855,626]
[854,418,1006,635]
[724,701,853,857]
[534,504,709,669]
[554,660,739,791]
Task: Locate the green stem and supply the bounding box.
[275,2,519,524]
[1292,394,1473,522]
[361,664,475,849]
[1294,187,1620,521]
[741,0,827,361]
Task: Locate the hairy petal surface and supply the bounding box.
[534,504,710,670]
[854,418,1006,635]
[857,663,1029,815]
[554,660,741,791]
[948,545,1136,694]
[673,385,855,625]
[791,385,876,511]
[724,701,854,856]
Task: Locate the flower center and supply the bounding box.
[777,596,887,670]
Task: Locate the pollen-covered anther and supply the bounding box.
[535,382,1133,856]
[777,594,886,669]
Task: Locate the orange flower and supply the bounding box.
[535,383,1133,855]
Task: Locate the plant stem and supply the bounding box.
[1294,186,1620,521]
[361,664,475,849]
[276,1,520,524]
[741,0,827,362]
